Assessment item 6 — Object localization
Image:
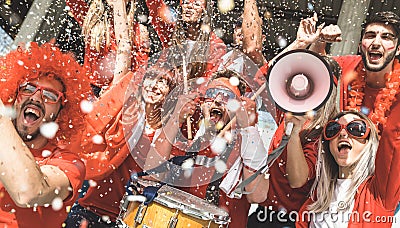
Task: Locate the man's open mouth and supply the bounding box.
[210,107,223,122]
[368,51,383,62]
[23,105,43,125]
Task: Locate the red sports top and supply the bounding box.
[0,143,85,228]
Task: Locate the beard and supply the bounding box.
[14,121,41,142]
[361,49,397,72]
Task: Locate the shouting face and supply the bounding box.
[13,76,64,142]
[326,114,370,168]
[360,22,400,72]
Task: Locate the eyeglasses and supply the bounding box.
[18,82,65,104]
[323,119,370,140]
[205,87,237,103]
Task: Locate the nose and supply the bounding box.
[339,127,348,138]
[29,89,44,103]
[371,35,383,47]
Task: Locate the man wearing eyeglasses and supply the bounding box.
[144,71,269,227]
[0,42,90,228]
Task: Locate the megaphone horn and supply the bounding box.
[267,49,334,115]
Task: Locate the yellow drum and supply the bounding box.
[117,180,230,228]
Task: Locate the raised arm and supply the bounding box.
[0,101,72,207]
[146,0,175,47]
[144,94,197,171]
[242,0,266,67]
[110,0,132,83]
[284,115,318,188]
[269,13,322,65]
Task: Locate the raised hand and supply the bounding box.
[296,13,324,47]
[319,24,342,43]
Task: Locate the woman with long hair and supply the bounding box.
[297,111,399,227]
[247,56,341,228]
[66,0,149,93]
[146,0,226,80]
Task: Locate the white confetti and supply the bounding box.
[40,122,59,139]
[214,27,224,38]
[101,215,110,222]
[215,159,227,173]
[181,158,194,170]
[218,0,235,14]
[277,36,288,48]
[92,135,104,144]
[196,77,205,85]
[229,76,240,87]
[226,99,240,112]
[126,195,147,203]
[51,197,63,211]
[88,179,97,187]
[210,137,227,155]
[41,149,52,157]
[80,100,93,114]
[137,14,148,23]
[0,105,16,119]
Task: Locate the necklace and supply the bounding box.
[346,59,400,132]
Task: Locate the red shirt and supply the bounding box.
[259,121,318,213]
[66,0,149,87]
[72,70,152,221]
[0,143,85,228]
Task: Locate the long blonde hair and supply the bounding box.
[82,0,136,52]
[308,111,379,213]
[171,0,214,80]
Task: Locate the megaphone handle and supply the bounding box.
[285,122,294,136]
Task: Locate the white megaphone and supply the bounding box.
[267,49,334,116]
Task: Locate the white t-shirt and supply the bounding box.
[310,179,354,228]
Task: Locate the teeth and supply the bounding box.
[338,141,352,150]
[25,108,40,117]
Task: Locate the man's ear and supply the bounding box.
[396,43,400,56]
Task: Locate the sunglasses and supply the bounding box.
[18,82,65,104]
[323,119,370,140]
[204,88,237,103]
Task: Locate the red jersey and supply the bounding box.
[0,143,85,228]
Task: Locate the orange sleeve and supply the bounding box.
[371,115,400,210]
[44,147,86,205]
[146,0,175,47]
[75,70,146,180]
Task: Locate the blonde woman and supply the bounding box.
[146,0,226,80]
[297,111,399,227]
[66,0,149,93]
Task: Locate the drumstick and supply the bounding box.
[217,83,266,138]
[182,55,193,139]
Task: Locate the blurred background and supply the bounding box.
[0,0,399,62]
